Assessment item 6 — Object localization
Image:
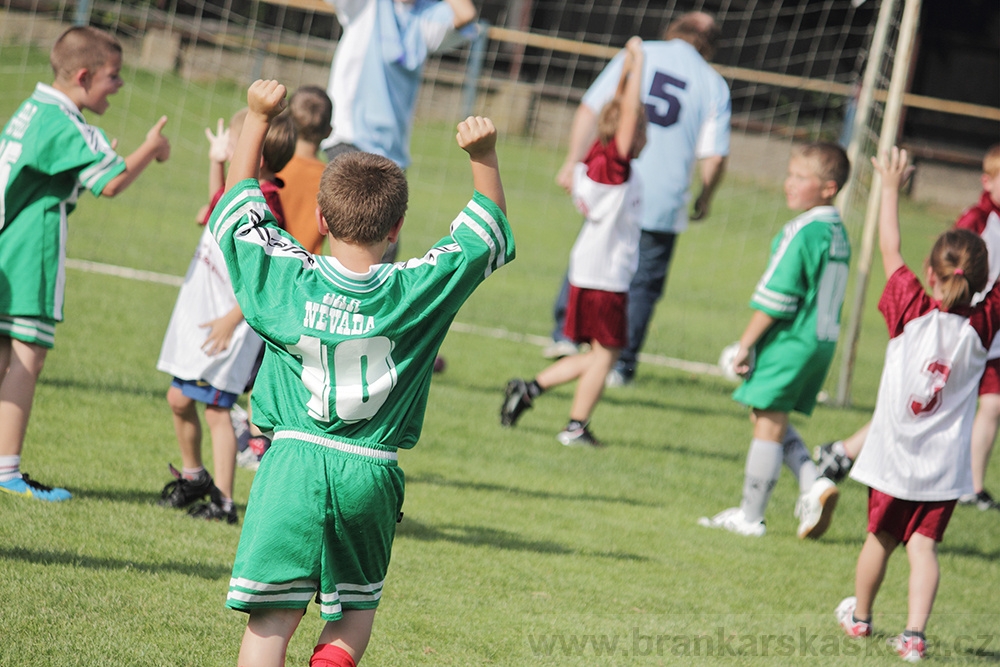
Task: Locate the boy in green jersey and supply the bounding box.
[0,26,170,502]
[210,80,511,667]
[700,142,851,540]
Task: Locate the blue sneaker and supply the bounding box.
[0,474,72,502]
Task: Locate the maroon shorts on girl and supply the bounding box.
[867,488,956,543]
[978,358,1000,395]
[563,285,627,349]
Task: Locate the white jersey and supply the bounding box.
[582,39,730,234]
[321,0,473,168]
[157,227,263,394]
[568,140,642,292]
[955,191,1000,357]
[851,266,1000,501]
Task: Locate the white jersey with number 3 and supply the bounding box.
[852,266,1000,501]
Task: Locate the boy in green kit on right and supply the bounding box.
[701,142,851,539]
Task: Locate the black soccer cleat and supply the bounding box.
[158,464,215,509]
[188,500,238,524]
[500,378,533,427]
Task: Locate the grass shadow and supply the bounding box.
[396,516,649,562]
[73,487,248,513]
[38,375,165,401]
[408,472,659,507]
[0,545,229,580]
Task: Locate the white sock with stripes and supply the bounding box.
[0,455,22,482]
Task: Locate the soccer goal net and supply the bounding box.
[0,0,919,404]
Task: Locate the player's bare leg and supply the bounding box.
[315,609,377,665]
[535,348,591,388]
[239,607,303,667]
[166,385,203,470]
[842,421,869,460]
[567,342,619,423]
[0,338,48,458]
[853,530,898,621]
[969,393,1000,494]
[205,404,237,504]
[904,532,938,633]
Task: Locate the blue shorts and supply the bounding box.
[171,377,238,408]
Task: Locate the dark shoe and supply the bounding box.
[958,489,999,511]
[188,500,238,524]
[500,378,533,427]
[158,464,214,508]
[556,423,604,448]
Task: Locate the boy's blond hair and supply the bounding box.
[317,152,408,245]
[792,142,851,193]
[982,144,1000,177]
[50,26,122,81]
[288,86,333,146]
[263,113,297,174]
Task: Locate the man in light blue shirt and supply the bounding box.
[553,12,731,385]
[322,0,477,170]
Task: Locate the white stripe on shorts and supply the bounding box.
[274,430,398,462]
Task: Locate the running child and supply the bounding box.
[499,37,645,447]
[835,147,1000,663]
[155,108,295,522]
[699,142,851,538]
[211,80,511,667]
[0,26,170,501]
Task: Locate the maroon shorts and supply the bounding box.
[979,358,1000,395]
[563,285,627,349]
[867,488,957,543]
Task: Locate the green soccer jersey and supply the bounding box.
[733,205,851,413]
[0,84,125,321]
[210,178,514,450]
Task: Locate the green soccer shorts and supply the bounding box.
[732,339,835,416]
[0,316,56,348]
[226,430,404,621]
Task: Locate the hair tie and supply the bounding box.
[954,268,965,277]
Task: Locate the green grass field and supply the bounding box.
[2,47,999,666]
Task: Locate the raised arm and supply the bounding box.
[226,80,286,191]
[613,36,644,160]
[443,0,477,28]
[205,118,229,198]
[101,116,170,197]
[555,104,599,193]
[871,146,914,279]
[457,116,505,215]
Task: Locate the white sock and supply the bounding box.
[0,455,21,482]
[740,439,782,524]
[783,425,818,494]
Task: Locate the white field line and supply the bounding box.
[66,258,722,377]
[66,258,184,287]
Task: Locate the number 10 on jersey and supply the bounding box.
[294,335,398,423]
